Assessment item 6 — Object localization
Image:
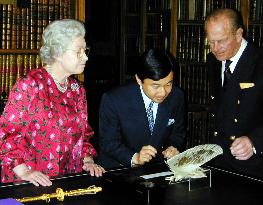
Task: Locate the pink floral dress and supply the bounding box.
[0,68,97,183]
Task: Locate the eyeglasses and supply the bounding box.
[66,47,90,59]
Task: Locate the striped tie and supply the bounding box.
[146,101,154,135]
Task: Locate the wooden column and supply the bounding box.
[241,0,249,31]
[75,0,85,22]
[170,0,178,57]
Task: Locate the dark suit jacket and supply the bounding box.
[98,81,185,169]
[207,43,263,178]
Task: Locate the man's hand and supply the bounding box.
[132,145,157,166]
[13,163,52,187]
[230,136,254,160]
[162,146,180,159]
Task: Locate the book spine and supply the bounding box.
[0,55,3,94]
[29,54,36,71]
[42,0,49,30]
[30,0,38,49]
[23,54,29,76]
[11,5,17,49]
[59,0,64,19]
[2,4,7,49]
[21,8,27,49]
[16,6,22,49]
[37,0,43,49]
[48,0,55,22]
[54,0,60,20]
[36,54,41,68]
[9,54,17,94]
[4,55,9,95]
[16,54,23,79]
[6,4,13,49]
[64,0,71,18]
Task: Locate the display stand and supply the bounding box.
[176,169,212,191]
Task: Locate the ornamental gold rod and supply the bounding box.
[16,185,102,203]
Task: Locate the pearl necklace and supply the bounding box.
[46,66,68,93]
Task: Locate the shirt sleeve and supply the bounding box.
[0,77,37,169]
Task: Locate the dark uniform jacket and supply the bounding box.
[98,81,185,169]
[207,43,263,178]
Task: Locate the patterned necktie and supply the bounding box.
[223,60,232,88]
[146,101,154,135]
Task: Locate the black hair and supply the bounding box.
[136,48,175,81]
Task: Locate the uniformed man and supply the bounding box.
[205,8,263,178]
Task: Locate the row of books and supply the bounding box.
[0,0,73,50]
[176,25,211,63]
[125,35,170,57]
[126,7,170,35]
[146,0,170,11]
[179,64,209,105]
[0,54,41,96]
[178,0,241,20]
[247,25,263,47]
[146,13,170,34]
[249,0,263,21]
[145,35,167,50]
[186,111,213,148]
[125,2,171,56]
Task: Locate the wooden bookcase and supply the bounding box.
[119,0,263,149]
[120,0,172,83]
[0,0,85,98]
[170,0,263,148]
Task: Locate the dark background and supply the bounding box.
[84,0,121,150]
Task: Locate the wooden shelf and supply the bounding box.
[0,49,39,54]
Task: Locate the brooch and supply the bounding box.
[71,83,80,91]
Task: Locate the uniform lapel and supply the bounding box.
[223,44,255,94]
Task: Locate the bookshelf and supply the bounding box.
[171,0,263,148]
[0,0,85,98]
[120,0,172,83]
[247,0,263,47]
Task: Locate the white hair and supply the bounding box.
[40,19,85,65]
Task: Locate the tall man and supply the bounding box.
[205,8,263,177]
[98,49,185,169]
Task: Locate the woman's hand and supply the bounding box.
[82,157,105,177]
[13,163,52,187]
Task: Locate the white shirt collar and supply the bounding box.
[223,38,248,73]
[139,85,158,120]
[140,85,153,107]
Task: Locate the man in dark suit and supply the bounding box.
[205,8,263,178]
[98,49,185,169]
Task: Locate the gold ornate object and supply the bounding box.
[16,185,102,203]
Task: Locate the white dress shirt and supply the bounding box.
[221,38,248,86]
[140,86,158,123]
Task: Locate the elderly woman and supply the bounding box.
[0,19,105,186]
